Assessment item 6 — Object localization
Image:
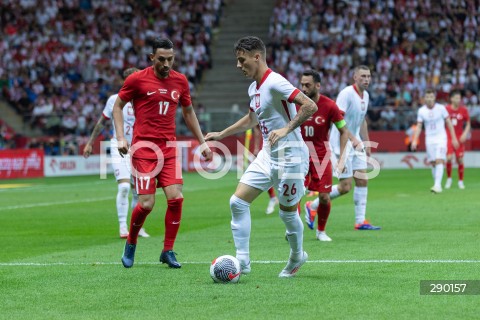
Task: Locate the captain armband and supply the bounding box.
[334,119,346,129]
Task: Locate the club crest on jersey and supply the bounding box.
[254,94,260,110]
[171,90,179,102]
[361,101,366,111]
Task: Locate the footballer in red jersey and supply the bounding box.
[299,70,350,241]
[113,38,212,269]
[445,90,471,189]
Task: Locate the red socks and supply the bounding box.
[164,198,184,251]
[317,202,331,232]
[446,161,452,178]
[458,163,464,181]
[267,187,276,198]
[127,205,152,244]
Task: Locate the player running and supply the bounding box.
[299,70,350,241]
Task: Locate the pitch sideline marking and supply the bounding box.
[1,260,480,267]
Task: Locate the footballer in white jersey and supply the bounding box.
[411,89,459,193]
[205,36,318,277]
[326,65,381,230]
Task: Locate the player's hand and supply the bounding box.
[268,127,289,146]
[459,135,467,143]
[365,146,371,157]
[117,138,129,157]
[83,143,93,158]
[205,132,223,141]
[351,137,363,150]
[411,141,417,151]
[200,142,213,161]
[335,162,347,175]
[452,138,459,150]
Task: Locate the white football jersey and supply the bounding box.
[248,69,308,165]
[330,85,369,153]
[102,94,135,148]
[417,103,449,144]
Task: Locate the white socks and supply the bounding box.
[330,185,341,200]
[230,195,251,265]
[353,186,368,224]
[434,164,444,188]
[310,198,319,210]
[117,182,130,228]
[279,209,304,260]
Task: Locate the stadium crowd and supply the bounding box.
[0,0,223,153]
[1,0,480,153]
[267,0,480,130]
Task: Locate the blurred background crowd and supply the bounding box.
[1,0,479,154]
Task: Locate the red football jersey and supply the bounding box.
[299,95,344,160]
[118,67,192,159]
[446,104,470,140]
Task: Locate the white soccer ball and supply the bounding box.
[210,255,241,283]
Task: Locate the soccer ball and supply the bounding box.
[210,255,241,283]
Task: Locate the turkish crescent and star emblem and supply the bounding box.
[171,90,179,101]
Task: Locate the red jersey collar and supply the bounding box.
[257,68,272,90]
[353,84,363,99]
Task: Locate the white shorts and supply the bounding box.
[240,150,308,207]
[110,147,132,181]
[332,147,367,179]
[426,141,447,162]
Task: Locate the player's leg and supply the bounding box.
[352,150,380,230]
[129,176,149,237]
[456,146,465,189]
[112,150,131,238]
[330,152,354,200]
[445,145,453,189]
[121,158,157,268]
[234,153,271,273]
[303,162,318,229]
[431,143,446,193]
[315,192,332,241]
[158,156,184,268]
[277,163,308,277]
[265,187,279,214]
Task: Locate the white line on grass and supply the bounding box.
[1,260,479,267]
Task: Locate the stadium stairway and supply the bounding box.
[196,0,275,131]
[0,100,40,137]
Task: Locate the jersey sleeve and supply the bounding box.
[463,107,470,121]
[272,75,300,102]
[330,102,344,123]
[102,95,116,119]
[416,109,424,123]
[118,72,139,102]
[335,90,349,113]
[441,106,449,119]
[180,75,192,107]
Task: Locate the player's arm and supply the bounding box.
[460,118,471,143]
[445,118,459,149]
[410,122,423,151]
[83,115,107,158]
[112,96,128,156]
[205,111,258,141]
[268,91,317,146]
[359,119,371,156]
[182,105,212,161]
[335,120,349,174]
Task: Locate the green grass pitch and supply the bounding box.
[1,169,479,319]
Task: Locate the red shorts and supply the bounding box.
[304,160,332,193]
[131,157,183,195]
[447,141,465,159]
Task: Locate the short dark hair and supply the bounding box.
[449,89,462,98]
[123,67,139,79]
[425,88,436,95]
[354,65,370,73]
[152,37,174,53]
[234,36,266,56]
[302,70,321,84]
